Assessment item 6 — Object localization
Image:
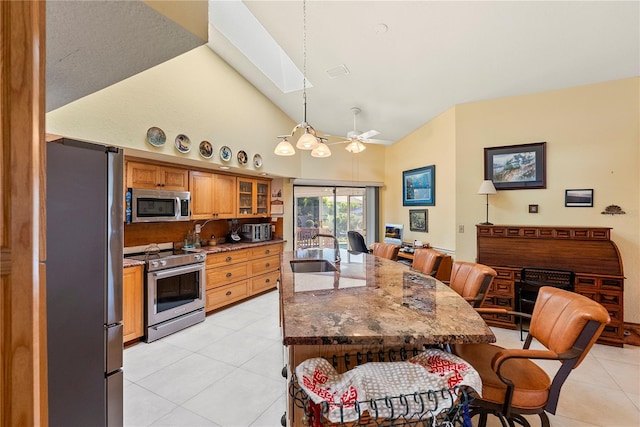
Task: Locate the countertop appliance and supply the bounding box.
[126,245,206,342]
[242,223,272,242]
[129,187,191,222]
[46,138,123,426]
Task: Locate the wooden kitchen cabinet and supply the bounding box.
[237,177,270,218]
[204,243,282,312]
[189,171,237,220]
[126,160,188,191]
[123,265,144,343]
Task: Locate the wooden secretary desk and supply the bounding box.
[476,225,625,347]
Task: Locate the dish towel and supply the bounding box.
[295,349,481,425]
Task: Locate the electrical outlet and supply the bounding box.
[195,224,201,233]
[458,225,464,233]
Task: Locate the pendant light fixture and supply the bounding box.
[274,136,295,156]
[311,137,331,158]
[275,0,326,156]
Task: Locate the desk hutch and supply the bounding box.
[476,225,624,347]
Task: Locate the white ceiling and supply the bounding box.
[46,1,639,146]
[208,1,639,144]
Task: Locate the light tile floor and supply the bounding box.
[124,290,640,427]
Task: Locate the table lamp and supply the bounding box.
[478,180,497,225]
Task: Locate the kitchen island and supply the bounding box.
[280,248,495,426]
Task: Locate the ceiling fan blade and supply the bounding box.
[361,137,393,145]
[357,129,380,140]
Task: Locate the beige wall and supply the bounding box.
[47,45,303,178]
[385,78,639,322]
[384,108,457,253]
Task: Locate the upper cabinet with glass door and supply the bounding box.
[237,178,271,218]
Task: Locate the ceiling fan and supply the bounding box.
[333,107,391,153]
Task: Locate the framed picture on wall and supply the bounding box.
[403,165,435,206]
[565,189,593,207]
[484,142,546,190]
[409,209,428,232]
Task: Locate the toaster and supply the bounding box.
[241,223,272,242]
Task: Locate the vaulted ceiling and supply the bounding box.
[47,1,639,145]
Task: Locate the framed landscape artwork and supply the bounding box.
[565,189,594,207]
[484,142,546,190]
[403,165,435,206]
[409,209,428,232]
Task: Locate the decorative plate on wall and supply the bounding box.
[220,146,232,162]
[199,141,213,159]
[253,153,263,168]
[237,150,248,166]
[175,134,191,153]
[146,127,166,147]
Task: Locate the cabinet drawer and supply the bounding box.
[494,269,515,280]
[249,243,281,258]
[250,271,280,294]
[597,290,621,307]
[206,249,249,268]
[206,281,249,311]
[249,254,280,276]
[207,264,248,288]
[491,279,513,295]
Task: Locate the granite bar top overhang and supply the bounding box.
[281,249,496,347]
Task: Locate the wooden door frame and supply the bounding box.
[1,1,47,425]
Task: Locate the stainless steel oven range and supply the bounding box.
[126,246,206,342]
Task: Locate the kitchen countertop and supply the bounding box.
[123,239,285,267]
[280,248,496,347]
[196,238,284,254]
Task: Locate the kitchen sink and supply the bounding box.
[290,259,338,273]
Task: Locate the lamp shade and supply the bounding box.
[274,138,295,156]
[478,180,497,195]
[345,140,366,153]
[296,128,320,150]
[311,142,331,158]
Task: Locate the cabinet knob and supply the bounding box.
[265,249,270,254]
[226,291,232,296]
[226,272,232,278]
[265,263,270,268]
[265,278,270,283]
[226,256,232,262]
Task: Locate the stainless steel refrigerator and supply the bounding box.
[46,138,123,427]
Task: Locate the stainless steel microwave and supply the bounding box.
[129,188,191,222]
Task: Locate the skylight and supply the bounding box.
[208,0,310,94]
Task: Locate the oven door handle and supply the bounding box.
[175,197,181,220]
[151,262,205,281]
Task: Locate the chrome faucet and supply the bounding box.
[312,233,341,264]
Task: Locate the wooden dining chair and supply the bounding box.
[453,286,610,427]
[411,248,444,276]
[446,261,497,308]
[370,242,401,261]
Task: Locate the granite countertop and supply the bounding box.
[197,238,284,254]
[123,258,145,268]
[281,249,496,347]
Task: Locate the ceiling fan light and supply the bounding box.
[345,140,366,153]
[274,138,296,156]
[296,128,320,150]
[311,142,331,158]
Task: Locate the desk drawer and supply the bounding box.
[207,264,248,288]
[206,281,249,311]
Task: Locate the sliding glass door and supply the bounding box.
[293,186,367,249]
